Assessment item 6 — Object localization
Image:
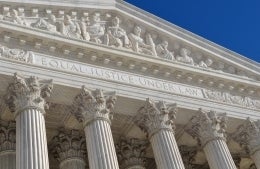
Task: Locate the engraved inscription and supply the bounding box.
[35,54,204,98]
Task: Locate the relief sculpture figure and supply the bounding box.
[60,15,82,39]
[128,25,157,56]
[104,16,130,48]
[31,14,57,32]
[86,13,105,44]
[156,40,175,60]
[7,9,28,26]
[176,48,194,65]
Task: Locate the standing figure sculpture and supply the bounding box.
[128,25,157,56]
[86,13,105,44]
[104,16,129,48]
[60,15,82,39]
[156,40,175,60]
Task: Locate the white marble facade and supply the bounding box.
[0,0,259,169]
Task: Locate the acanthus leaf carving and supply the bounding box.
[232,118,260,155]
[179,145,198,169]
[116,137,148,169]
[0,120,16,152]
[185,109,227,147]
[71,85,117,126]
[5,73,53,115]
[135,98,177,137]
[50,129,87,163]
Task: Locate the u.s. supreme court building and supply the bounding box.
[0,0,259,169]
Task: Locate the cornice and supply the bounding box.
[0,26,259,100]
[0,3,258,81]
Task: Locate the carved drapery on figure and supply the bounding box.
[135,98,177,137]
[116,137,148,169]
[186,108,227,146]
[50,129,87,169]
[5,73,53,115]
[71,85,116,126]
[1,6,254,80]
[0,45,34,63]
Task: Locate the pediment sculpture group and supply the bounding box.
[0,9,215,68]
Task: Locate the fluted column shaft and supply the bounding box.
[251,151,260,169]
[16,108,49,169]
[84,119,119,169]
[150,130,185,169]
[59,158,86,169]
[203,139,236,169]
[5,74,53,169]
[186,109,236,169]
[71,87,119,169]
[0,151,15,169]
[135,98,185,169]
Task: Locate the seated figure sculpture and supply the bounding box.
[104,16,129,48]
[60,15,82,39]
[128,25,157,56]
[31,14,57,32]
[156,41,175,60]
[7,9,28,26]
[86,13,105,44]
[198,58,213,68]
[176,48,194,65]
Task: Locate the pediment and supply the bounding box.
[0,0,259,102]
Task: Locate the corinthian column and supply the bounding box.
[186,109,236,169]
[50,129,87,169]
[116,137,148,169]
[5,73,53,169]
[71,86,119,169]
[0,121,16,169]
[135,98,185,169]
[233,118,260,169]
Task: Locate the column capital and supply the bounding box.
[71,86,117,126]
[0,120,16,153]
[135,98,177,137]
[186,109,227,147]
[233,118,260,155]
[5,73,53,115]
[116,137,148,169]
[50,129,87,163]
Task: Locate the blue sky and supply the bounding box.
[125,0,260,63]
